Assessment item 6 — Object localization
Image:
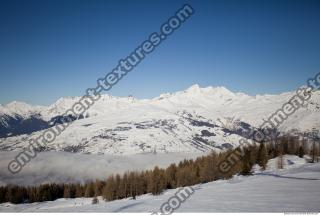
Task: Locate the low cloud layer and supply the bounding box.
[0,151,202,186]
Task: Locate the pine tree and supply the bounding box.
[28,186,39,203]
[39,184,53,201]
[63,185,71,199]
[128,172,137,198]
[241,148,252,175]
[94,180,104,197]
[248,144,258,166]
[154,166,163,195]
[119,173,128,198]
[85,182,95,197]
[298,145,305,158]
[0,187,8,203]
[277,148,284,169]
[75,184,84,198]
[288,136,298,155]
[103,176,117,201]
[310,143,319,163]
[147,166,166,195]
[5,186,28,204]
[279,136,289,154]
[138,171,148,196]
[165,164,177,189]
[257,143,268,170]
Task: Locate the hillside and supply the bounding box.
[1,85,319,155]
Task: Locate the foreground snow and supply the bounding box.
[1,155,319,212]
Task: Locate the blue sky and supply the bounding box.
[1,0,320,105]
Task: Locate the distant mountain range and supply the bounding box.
[1,85,319,154]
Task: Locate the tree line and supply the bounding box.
[0,135,318,204]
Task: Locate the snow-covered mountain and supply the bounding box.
[1,85,320,154]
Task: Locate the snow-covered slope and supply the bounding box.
[0,85,320,154]
[1,156,319,212]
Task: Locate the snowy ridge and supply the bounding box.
[0,85,320,154]
[0,101,44,118]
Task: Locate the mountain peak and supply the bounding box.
[186,84,201,92]
[2,101,36,117]
[206,86,233,95]
[188,84,201,89]
[184,84,234,97]
[6,101,32,108]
